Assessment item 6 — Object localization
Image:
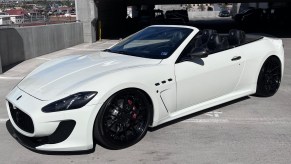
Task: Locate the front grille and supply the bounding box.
[8,102,34,133]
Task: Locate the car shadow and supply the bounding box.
[148,96,250,132]
[193,58,205,66]
[30,146,96,156]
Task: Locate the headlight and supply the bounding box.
[42,92,97,113]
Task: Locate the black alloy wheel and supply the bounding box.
[255,56,281,97]
[94,89,152,150]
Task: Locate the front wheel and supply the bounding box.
[255,56,282,97]
[94,89,152,150]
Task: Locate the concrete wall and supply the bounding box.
[0,22,84,73]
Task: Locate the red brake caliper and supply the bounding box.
[127,99,133,105]
[128,99,137,119]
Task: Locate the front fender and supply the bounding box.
[86,64,176,126]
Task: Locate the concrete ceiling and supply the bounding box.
[126,0,291,5]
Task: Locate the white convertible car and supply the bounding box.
[6,25,284,151]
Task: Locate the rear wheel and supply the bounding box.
[94,89,151,149]
[255,56,281,97]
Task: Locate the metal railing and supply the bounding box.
[0,18,80,28]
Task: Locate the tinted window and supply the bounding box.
[108,27,193,59]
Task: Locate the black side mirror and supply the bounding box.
[189,48,209,58]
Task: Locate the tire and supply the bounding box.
[255,56,281,97]
[93,89,152,150]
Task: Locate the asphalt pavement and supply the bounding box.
[0,34,291,164]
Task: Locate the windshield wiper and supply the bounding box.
[104,50,139,57]
[113,50,132,55]
[103,49,128,55]
[115,50,129,55]
[103,49,112,52]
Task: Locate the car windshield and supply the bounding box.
[107,27,193,59]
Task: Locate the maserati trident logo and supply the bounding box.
[16,95,22,101]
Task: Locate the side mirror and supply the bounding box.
[189,48,209,58]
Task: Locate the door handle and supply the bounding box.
[231,56,241,61]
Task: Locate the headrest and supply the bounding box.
[228,29,245,45]
[201,29,217,43]
[207,34,222,51]
[171,31,183,42]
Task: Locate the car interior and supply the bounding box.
[181,29,263,59]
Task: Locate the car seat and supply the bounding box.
[195,29,217,48]
[207,34,229,52]
[228,29,246,46]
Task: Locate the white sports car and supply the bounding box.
[6,25,284,152]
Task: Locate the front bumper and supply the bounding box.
[6,87,102,151]
[6,119,75,150]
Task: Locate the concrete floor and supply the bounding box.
[0,36,291,164]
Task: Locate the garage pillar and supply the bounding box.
[75,0,98,43]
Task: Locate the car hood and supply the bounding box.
[18,52,161,101]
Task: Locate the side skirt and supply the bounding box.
[153,89,254,126]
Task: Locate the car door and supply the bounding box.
[175,48,244,111]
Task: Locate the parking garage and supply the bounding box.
[76,0,291,42]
